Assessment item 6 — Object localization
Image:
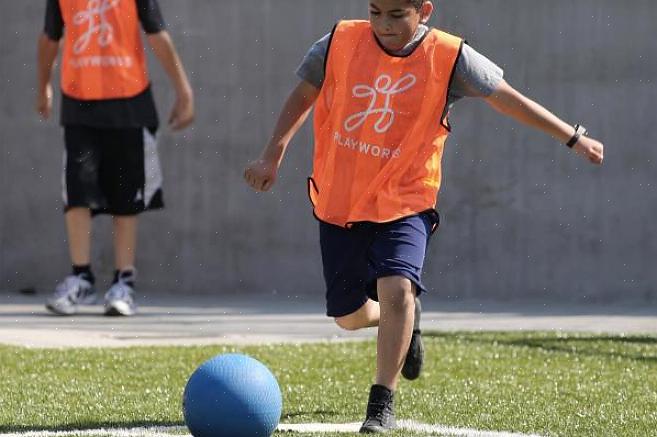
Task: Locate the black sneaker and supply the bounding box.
[359,385,396,433]
[401,297,424,380]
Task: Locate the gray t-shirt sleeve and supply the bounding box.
[295,33,331,89]
[448,43,504,102]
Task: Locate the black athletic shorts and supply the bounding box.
[62,126,164,216]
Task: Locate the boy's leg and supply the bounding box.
[335,290,423,382]
[46,207,97,315]
[46,128,101,316]
[65,207,92,265]
[101,127,161,317]
[104,214,138,316]
[358,213,435,433]
[375,276,416,391]
[112,215,137,270]
[320,216,429,432]
[359,275,414,433]
[62,126,101,269]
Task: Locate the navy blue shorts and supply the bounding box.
[319,211,439,317]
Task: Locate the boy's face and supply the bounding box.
[368,0,434,51]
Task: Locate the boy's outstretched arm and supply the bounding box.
[244,80,320,192]
[146,31,194,130]
[36,34,59,120]
[485,80,604,164]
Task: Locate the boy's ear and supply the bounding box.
[420,1,434,24]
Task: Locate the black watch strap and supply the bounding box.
[566,124,587,148]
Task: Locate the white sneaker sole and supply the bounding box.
[104,300,137,316]
[45,302,77,316]
[45,291,97,316]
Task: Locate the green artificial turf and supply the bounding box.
[0,332,655,436]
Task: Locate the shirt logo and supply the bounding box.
[344,73,417,134]
[73,0,120,54]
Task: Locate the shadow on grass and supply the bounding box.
[423,332,657,363]
[283,410,340,420]
[0,420,184,434]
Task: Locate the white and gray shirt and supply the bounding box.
[296,25,504,115]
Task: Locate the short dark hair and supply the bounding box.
[408,0,425,11]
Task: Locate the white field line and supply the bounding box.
[0,422,544,437]
[281,421,545,436]
[0,427,187,437]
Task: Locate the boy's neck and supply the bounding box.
[377,24,429,57]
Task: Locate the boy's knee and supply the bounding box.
[334,315,360,331]
[378,277,415,305]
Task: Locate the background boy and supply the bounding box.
[245,0,603,432]
[37,0,194,316]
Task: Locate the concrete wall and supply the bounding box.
[1,1,655,301]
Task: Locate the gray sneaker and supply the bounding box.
[104,271,137,316]
[46,275,97,316]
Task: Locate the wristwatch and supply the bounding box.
[566,124,587,148]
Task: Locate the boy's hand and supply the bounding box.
[573,136,604,165]
[169,91,194,131]
[244,159,278,192]
[36,84,53,120]
[242,80,318,193]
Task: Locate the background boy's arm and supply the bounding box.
[244,80,320,192]
[146,31,194,130]
[36,34,59,120]
[485,80,604,164]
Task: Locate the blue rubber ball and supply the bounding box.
[183,353,282,437]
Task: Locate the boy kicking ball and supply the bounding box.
[245,0,603,433]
